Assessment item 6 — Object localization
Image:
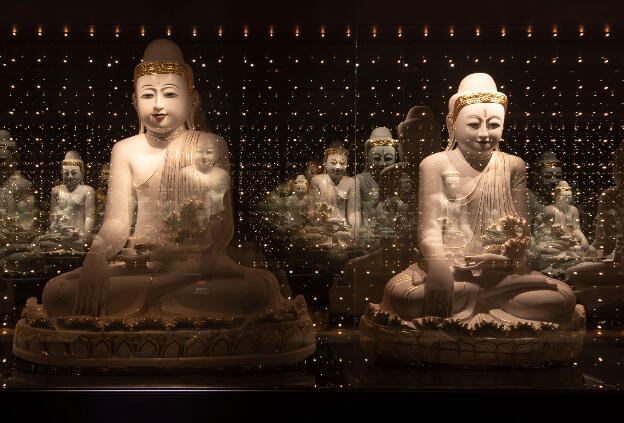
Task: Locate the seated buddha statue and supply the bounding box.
[283,175,314,228]
[301,140,361,248]
[360,73,585,367]
[0,151,95,280]
[565,143,624,311]
[355,127,397,234]
[42,151,95,250]
[14,39,314,368]
[533,181,588,278]
[0,130,40,242]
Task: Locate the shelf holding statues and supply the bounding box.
[13,39,315,368]
[360,73,585,367]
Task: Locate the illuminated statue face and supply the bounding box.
[540,166,563,191]
[453,103,504,155]
[193,139,218,173]
[295,181,308,195]
[367,146,396,173]
[443,172,461,196]
[135,73,191,135]
[555,189,572,206]
[325,153,347,183]
[62,164,83,191]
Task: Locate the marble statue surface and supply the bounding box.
[13,39,315,368]
[360,73,585,367]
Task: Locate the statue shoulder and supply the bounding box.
[500,152,527,171]
[419,151,450,172]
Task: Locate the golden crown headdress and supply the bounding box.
[452,91,508,123]
[134,61,194,94]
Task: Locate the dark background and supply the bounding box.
[0,0,622,246]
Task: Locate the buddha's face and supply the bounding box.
[135,73,191,135]
[555,190,572,206]
[443,172,461,196]
[193,140,218,173]
[367,146,396,174]
[295,180,308,195]
[540,166,562,192]
[452,103,504,155]
[325,153,347,183]
[62,165,82,191]
[398,176,412,195]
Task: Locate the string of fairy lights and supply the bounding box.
[0,22,621,254]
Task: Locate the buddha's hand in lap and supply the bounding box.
[423,260,454,317]
[460,253,513,271]
[73,253,110,316]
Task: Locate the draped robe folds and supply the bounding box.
[311,173,357,226]
[381,151,576,322]
[43,131,282,318]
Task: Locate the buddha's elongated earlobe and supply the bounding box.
[132,92,146,134]
[186,90,200,131]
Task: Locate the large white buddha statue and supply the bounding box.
[0,130,39,239]
[355,127,397,231]
[565,143,624,311]
[360,73,585,367]
[533,181,588,278]
[13,39,314,368]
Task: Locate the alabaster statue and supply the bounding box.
[283,175,314,228]
[0,151,95,281]
[301,140,360,247]
[565,143,624,311]
[528,151,563,235]
[13,39,314,368]
[43,151,96,248]
[356,127,397,231]
[0,130,39,239]
[360,73,585,367]
[532,181,588,278]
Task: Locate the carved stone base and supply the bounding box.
[13,309,316,369]
[360,304,586,368]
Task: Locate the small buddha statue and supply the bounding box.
[360,73,585,367]
[283,175,314,228]
[0,130,39,240]
[565,143,624,311]
[14,39,314,368]
[379,173,412,234]
[533,181,588,278]
[307,140,361,245]
[528,151,563,236]
[355,127,397,232]
[43,151,95,250]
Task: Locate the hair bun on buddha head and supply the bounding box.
[62,150,84,171]
[134,39,194,94]
[448,73,507,123]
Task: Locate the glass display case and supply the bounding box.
[0,3,622,414]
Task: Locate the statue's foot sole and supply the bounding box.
[13,318,315,369]
[359,304,586,368]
